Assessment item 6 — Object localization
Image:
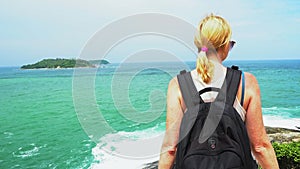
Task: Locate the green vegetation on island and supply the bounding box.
[89,59,110,65]
[20,58,110,69]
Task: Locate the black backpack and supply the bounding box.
[174,67,258,169]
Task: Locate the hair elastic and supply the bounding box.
[201,46,208,52]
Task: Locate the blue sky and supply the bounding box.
[0,0,300,66]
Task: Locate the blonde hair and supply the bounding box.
[194,14,232,83]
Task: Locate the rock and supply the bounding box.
[142,161,158,169]
[265,126,299,134]
[265,126,300,143]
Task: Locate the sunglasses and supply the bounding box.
[229,40,236,50]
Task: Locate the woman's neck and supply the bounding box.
[210,59,226,83]
[208,54,223,64]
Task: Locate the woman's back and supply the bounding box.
[158,14,279,169]
[190,61,246,121]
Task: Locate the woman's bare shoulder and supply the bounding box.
[242,72,261,111]
[168,77,181,97]
[169,76,179,87]
[244,72,258,84]
[244,72,260,94]
[167,76,185,109]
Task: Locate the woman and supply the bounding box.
[158,14,279,169]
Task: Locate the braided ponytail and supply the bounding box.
[194,14,232,84]
[196,48,214,83]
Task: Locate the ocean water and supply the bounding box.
[0,60,299,168]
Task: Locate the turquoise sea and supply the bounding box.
[0,60,300,168]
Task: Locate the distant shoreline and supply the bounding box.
[21,66,99,70]
[20,58,109,69]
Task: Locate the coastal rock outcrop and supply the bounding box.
[265,126,300,143]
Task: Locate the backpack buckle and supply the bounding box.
[208,137,217,150]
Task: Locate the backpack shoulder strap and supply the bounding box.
[215,67,241,105]
[240,71,245,107]
[225,67,242,106]
[231,65,245,106]
[177,70,200,109]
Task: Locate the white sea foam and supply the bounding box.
[12,143,46,158]
[90,125,164,169]
[262,106,300,130]
[3,131,14,138]
[263,114,300,130]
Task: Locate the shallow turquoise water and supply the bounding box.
[0,69,95,168]
[0,60,299,168]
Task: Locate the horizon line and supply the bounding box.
[1,58,300,67]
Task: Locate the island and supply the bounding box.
[20,58,110,69]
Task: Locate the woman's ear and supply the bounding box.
[217,43,230,61]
